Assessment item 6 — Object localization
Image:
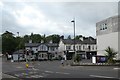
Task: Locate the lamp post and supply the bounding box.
[71,18,76,59]
[17,32,20,62]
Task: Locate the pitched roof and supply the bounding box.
[82,39,96,44]
[13,49,25,54]
[25,43,40,47]
[62,38,96,44]
[25,43,59,47]
[62,39,83,44]
[47,43,59,47]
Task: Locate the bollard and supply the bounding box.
[26,63,29,68]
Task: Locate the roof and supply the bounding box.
[62,39,83,44]
[13,49,25,54]
[82,39,96,44]
[62,38,96,44]
[25,43,59,47]
[47,43,59,47]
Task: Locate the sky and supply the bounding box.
[0,0,119,38]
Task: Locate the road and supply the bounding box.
[2,58,120,79]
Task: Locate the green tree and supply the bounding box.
[30,33,42,43]
[46,34,60,43]
[67,35,71,39]
[75,35,82,40]
[105,46,117,63]
[2,31,17,54]
[73,54,81,63]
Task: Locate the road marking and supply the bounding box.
[45,71,54,73]
[32,68,39,71]
[16,66,23,69]
[113,68,120,70]
[56,72,70,74]
[90,75,117,79]
[30,75,43,78]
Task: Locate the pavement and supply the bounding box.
[1,57,120,79]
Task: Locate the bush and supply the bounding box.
[74,54,81,63]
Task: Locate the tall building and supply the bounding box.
[96,15,120,60]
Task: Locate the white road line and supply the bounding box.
[16,66,23,68]
[32,68,39,71]
[30,75,43,78]
[113,68,120,70]
[45,71,54,73]
[90,75,117,79]
[56,72,70,74]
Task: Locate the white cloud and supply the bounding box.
[1,2,118,38]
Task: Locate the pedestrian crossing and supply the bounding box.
[5,67,70,78]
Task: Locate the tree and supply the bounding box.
[75,35,82,40]
[46,34,60,43]
[105,46,117,63]
[67,35,71,39]
[2,31,17,54]
[30,33,42,43]
[73,54,81,63]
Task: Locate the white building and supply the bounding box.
[96,15,120,60]
[25,40,59,60]
[58,36,97,60]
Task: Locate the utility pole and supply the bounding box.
[17,32,20,62]
[71,18,76,60]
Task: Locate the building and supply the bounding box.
[25,40,59,60]
[58,36,97,60]
[96,15,120,60]
[12,49,25,61]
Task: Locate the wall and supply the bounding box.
[58,40,65,52]
[97,32,119,59]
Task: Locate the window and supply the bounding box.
[42,54,44,58]
[76,46,78,50]
[83,45,85,50]
[100,23,107,30]
[92,46,94,50]
[36,49,38,51]
[41,45,43,50]
[66,46,71,50]
[88,45,90,50]
[79,46,81,50]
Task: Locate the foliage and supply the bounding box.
[105,46,117,63]
[67,35,71,39]
[75,35,82,40]
[1,31,61,55]
[74,54,81,63]
[2,31,17,54]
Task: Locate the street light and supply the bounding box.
[71,18,76,59]
[17,32,20,62]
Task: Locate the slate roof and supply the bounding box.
[25,43,40,47]
[62,38,96,44]
[25,43,59,47]
[13,49,25,54]
[47,43,59,47]
[62,39,83,44]
[82,39,96,44]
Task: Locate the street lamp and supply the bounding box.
[17,32,20,62]
[71,18,76,59]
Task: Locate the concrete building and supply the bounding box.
[96,15,120,60]
[58,36,97,60]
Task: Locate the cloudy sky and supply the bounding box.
[0,0,118,38]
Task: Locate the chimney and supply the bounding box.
[41,40,44,43]
[60,35,64,40]
[49,40,53,43]
[79,37,83,41]
[29,40,32,43]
